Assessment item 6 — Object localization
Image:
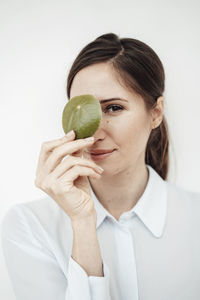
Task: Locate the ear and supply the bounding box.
[150,96,164,129]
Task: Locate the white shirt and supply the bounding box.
[1,165,198,300]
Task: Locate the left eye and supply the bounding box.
[104,105,123,113]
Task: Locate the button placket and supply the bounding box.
[114,218,139,299]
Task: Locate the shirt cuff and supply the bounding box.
[88,261,111,300]
[66,256,90,299]
[66,256,111,300]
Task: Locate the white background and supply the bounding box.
[0,0,200,298]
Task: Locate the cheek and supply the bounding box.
[132,118,151,152]
[105,110,150,146]
[117,114,150,153]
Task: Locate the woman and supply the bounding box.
[1,33,200,300]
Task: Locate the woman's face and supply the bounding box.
[70,62,153,174]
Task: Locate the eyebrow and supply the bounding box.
[99,97,128,103]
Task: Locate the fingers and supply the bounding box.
[49,156,104,179]
[44,137,95,174]
[59,165,102,185]
[38,132,76,165]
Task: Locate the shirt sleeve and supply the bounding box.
[1,205,112,300]
[66,256,111,300]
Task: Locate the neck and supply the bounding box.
[89,162,149,221]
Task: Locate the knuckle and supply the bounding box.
[40,185,47,191]
[44,177,54,190]
[40,181,47,190]
[35,176,51,191]
[40,178,50,191]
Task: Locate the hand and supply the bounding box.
[34,131,104,221]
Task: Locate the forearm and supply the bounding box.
[71,211,104,277]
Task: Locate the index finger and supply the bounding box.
[52,136,95,161]
[38,131,76,165]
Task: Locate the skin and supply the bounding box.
[70,62,164,221]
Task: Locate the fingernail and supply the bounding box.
[65,130,74,138]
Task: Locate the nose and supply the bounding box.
[92,116,108,141]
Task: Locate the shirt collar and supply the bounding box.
[89,164,167,238]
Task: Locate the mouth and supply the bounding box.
[90,150,114,155]
[87,148,116,155]
[88,150,116,161]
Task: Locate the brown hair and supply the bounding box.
[66,33,169,180]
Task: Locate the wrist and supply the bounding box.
[71,210,97,230]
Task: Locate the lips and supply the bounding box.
[88,149,115,155]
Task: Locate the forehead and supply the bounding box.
[70,63,133,101]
